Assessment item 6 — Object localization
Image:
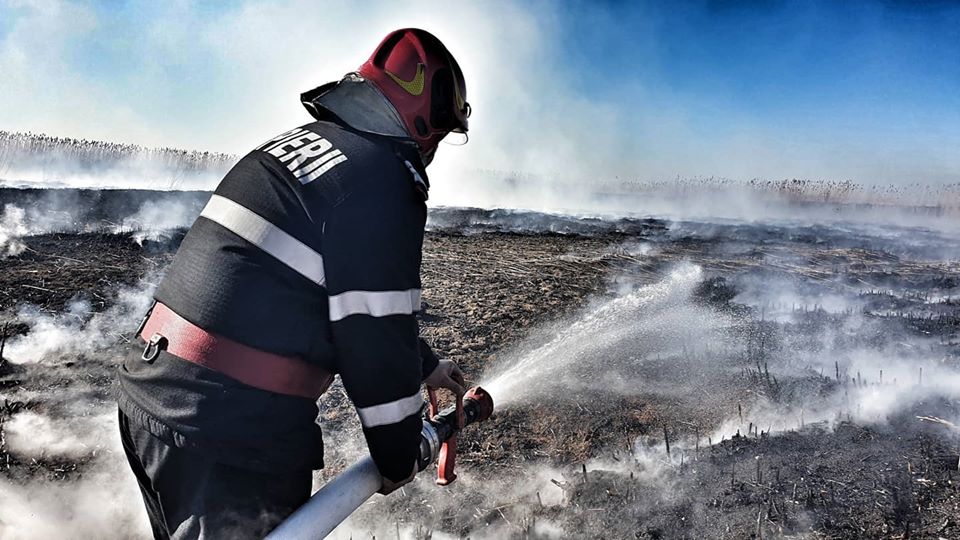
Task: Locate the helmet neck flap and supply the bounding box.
[302,73,411,140]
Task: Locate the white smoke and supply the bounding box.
[3,411,114,459]
[0,275,159,538]
[0,189,208,252]
[328,463,573,540]
[0,410,150,539]
[0,203,28,256]
[327,436,693,539]
[0,196,87,257]
[110,199,201,245]
[0,194,133,257]
[4,276,156,365]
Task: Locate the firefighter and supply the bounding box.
[116,28,471,539]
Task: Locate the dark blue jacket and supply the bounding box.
[118,117,437,482]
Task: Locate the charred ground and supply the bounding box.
[1,211,959,538]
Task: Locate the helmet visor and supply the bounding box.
[431,68,470,134]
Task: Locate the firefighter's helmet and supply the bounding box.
[358,28,470,161]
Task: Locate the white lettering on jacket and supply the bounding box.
[258,127,348,185]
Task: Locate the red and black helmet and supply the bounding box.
[358,28,470,158]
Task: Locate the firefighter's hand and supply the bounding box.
[378,461,417,495]
[424,359,465,397]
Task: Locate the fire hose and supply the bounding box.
[266,386,494,540]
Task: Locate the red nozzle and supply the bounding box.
[426,386,494,486]
[464,386,494,423]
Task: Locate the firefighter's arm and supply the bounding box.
[419,338,440,380]
[419,338,465,395]
[323,180,426,486]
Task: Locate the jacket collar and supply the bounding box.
[301,74,411,139]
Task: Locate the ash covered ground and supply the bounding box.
[0,188,959,539]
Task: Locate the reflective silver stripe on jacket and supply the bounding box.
[327,289,421,322]
[199,194,326,286]
[356,391,424,428]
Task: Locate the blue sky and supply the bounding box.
[563,1,960,136]
[0,0,958,187]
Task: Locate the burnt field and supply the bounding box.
[0,190,959,539]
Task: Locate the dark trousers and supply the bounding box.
[118,410,312,539]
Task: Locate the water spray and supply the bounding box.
[266,386,494,540]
